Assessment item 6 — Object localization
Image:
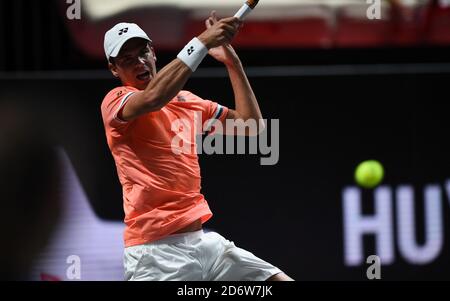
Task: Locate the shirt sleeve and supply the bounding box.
[101,87,136,132]
[203,102,228,135]
[180,91,229,135]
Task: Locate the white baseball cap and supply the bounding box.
[104,22,152,60]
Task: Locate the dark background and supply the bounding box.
[2,67,449,280]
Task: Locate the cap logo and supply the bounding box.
[118,27,129,35]
[187,46,194,55]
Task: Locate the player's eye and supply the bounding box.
[119,57,134,65]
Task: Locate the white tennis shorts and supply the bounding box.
[124,230,282,281]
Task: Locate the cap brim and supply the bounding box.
[109,34,152,58]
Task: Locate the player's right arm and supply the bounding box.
[120,16,241,122]
[120,60,191,121]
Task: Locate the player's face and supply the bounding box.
[110,38,157,90]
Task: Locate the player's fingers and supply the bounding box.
[211,10,218,22]
[219,27,235,41]
[236,20,243,30]
[205,17,213,28]
[223,21,239,31]
[222,18,242,32]
[221,16,240,25]
[223,23,239,36]
[222,30,235,43]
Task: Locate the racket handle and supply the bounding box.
[234,1,259,20]
[234,3,253,20]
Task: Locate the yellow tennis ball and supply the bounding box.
[354,160,384,189]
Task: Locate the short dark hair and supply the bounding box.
[109,57,116,65]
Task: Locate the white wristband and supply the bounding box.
[177,38,208,72]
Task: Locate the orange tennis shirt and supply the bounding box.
[101,86,228,247]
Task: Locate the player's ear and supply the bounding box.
[108,61,119,78]
[150,46,157,62]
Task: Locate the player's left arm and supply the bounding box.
[206,11,265,136]
[223,52,265,136]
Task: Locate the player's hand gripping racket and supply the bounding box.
[234,0,259,20]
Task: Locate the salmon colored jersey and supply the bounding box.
[101,86,229,247]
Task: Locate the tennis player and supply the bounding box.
[101,11,293,281]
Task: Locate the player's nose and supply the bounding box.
[138,56,146,64]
